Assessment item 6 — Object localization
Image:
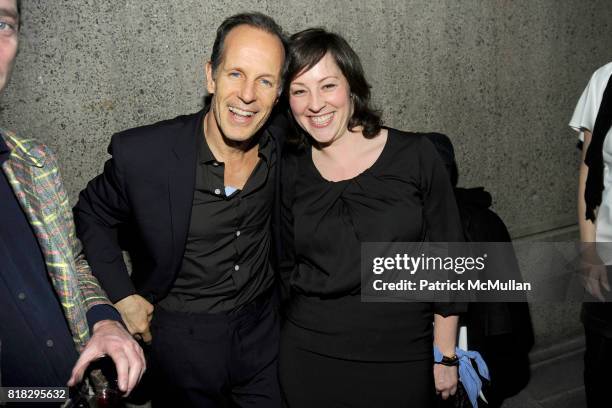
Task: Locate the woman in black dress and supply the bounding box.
[279,28,465,407]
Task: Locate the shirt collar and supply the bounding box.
[0,133,9,153]
[0,129,47,168]
[197,120,217,165]
[0,132,10,164]
[198,113,273,165]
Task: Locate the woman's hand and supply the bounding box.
[433,314,459,399]
[434,364,458,400]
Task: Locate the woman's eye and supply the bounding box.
[291,89,305,96]
[323,83,337,90]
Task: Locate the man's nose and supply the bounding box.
[239,80,256,104]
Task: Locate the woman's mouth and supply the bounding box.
[309,112,334,128]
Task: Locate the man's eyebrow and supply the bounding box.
[0,8,18,20]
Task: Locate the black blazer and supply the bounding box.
[74,109,287,304]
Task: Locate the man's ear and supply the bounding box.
[205,61,215,94]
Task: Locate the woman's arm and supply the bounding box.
[433,313,459,400]
[419,135,463,399]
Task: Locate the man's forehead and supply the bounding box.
[219,26,284,72]
[0,0,18,16]
[223,25,283,56]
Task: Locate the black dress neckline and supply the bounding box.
[307,128,392,183]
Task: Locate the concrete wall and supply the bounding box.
[2,1,611,348]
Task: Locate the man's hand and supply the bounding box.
[115,294,154,343]
[67,320,146,395]
[579,244,610,302]
[580,261,610,301]
[434,364,458,400]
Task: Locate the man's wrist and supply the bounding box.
[86,304,124,333]
[92,319,121,332]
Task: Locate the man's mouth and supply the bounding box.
[229,106,256,118]
[309,112,334,128]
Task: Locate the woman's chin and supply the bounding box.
[308,128,338,146]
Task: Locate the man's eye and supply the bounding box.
[0,21,15,32]
[260,79,273,87]
[229,72,241,78]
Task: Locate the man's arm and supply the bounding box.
[73,134,154,341]
[47,147,146,394]
[578,130,610,300]
[73,134,136,303]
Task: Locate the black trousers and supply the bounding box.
[279,321,435,408]
[584,328,612,408]
[150,293,281,408]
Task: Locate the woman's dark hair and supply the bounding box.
[285,28,382,146]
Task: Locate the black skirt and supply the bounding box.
[279,319,435,408]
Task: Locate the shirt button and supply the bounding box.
[236,230,241,237]
[213,161,219,167]
[17,292,26,300]
[234,265,240,271]
[46,339,54,348]
[214,188,221,195]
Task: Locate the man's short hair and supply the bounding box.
[209,12,289,86]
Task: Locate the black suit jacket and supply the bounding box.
[74,109,287,304]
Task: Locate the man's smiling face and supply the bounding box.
[205,24,285,143]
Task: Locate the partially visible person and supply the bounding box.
[278,28,464,408]
[0,0,145,397]
[426,132,534,408]
[74,12,288,408]
[571,61,612,408]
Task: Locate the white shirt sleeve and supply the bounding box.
[569,62,612,142]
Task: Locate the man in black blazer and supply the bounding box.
[74,12,288,408]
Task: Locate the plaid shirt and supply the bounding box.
[0,129,113,350]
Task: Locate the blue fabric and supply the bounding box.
[225,185,239,196]
[434,345,490,408]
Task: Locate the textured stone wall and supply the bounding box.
[2,0,611,348]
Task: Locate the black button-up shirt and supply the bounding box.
[0,136,119,386]
[159,122,276,313]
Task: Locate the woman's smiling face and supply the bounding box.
[288,53,353,146]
